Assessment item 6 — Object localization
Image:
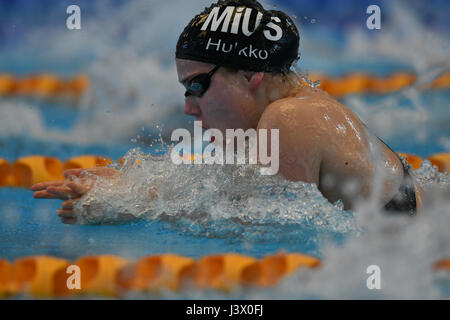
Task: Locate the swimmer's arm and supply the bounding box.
[32,167,123,224]
[32,167,119,198]
[256,99,323,184]
[257,97,369,211]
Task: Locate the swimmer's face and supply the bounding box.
[176,58,261,132]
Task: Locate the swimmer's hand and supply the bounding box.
[31,167,119,224]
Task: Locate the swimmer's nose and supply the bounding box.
[184,99,201,117]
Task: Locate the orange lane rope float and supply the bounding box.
[0,158,12,187]
[116,254,196,294]
[397,153,423,170]
[0,72,448,100]
[10,256,70,298]
[63,155,112,171]
[0,73,89,100]
[0,259,11,298]
[240,252,321,287]
[0,253,447,298]
[0,155,112,188]
[0,153,448,189]
[304,71,450,97]
[434,259,450,271]
[178,253,258,292]
[67,255,129,297]
[426,153,450,173]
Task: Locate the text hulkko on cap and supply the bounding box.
[176,0,300,73]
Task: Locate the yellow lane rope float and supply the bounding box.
[304,72,450,97]
[63,155,112,171]
[11,156,65,188]
[426,153,450,173]
[10,256,70,298]
[0,72,448,100]
[434,259,450,271]
[0,153,448,189]
[178,253,258,292]
[0,253,447,298]
[0,259,11,298]
[116,254,196,294]
[0,73,89,100]
[240,252,321,287]
[397,153,423,170]
[0,158,11,187]
[69,255,129,297]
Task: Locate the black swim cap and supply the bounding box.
[176,0,300,74]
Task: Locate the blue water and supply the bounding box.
[1,90,448,262]
[0,187,292,261]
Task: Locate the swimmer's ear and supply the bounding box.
[245,72,264,91]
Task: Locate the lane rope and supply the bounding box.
[0,72,448,100]
[1,153,448,188]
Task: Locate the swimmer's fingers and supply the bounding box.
[61,217,77,224]
[57,209,77,224]
[33,190,63,199]
[33,181,70,199]
[66,181,93,196]
[31,180,65,192]
[57,209,75,218]
[46,185,82,200]
[62,199,76,210]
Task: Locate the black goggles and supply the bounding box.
[184,65,221,98]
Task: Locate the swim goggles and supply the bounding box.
[184,65,221,98]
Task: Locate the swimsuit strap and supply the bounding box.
[360,122,412,174]
[375,135,412,174]
[375,135,417,215]
[364,128,417,215]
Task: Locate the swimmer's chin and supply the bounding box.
[193,117,209,129]
[199,121,209,129]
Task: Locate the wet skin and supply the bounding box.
[32,59,424,223]
[177,59,424,211]
[257,86,424,210]
[32,167,119,224]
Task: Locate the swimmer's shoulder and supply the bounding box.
[257,86,341,133]
[256,87,328,183]
[257,86,373,173]
[256,87,332,165]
